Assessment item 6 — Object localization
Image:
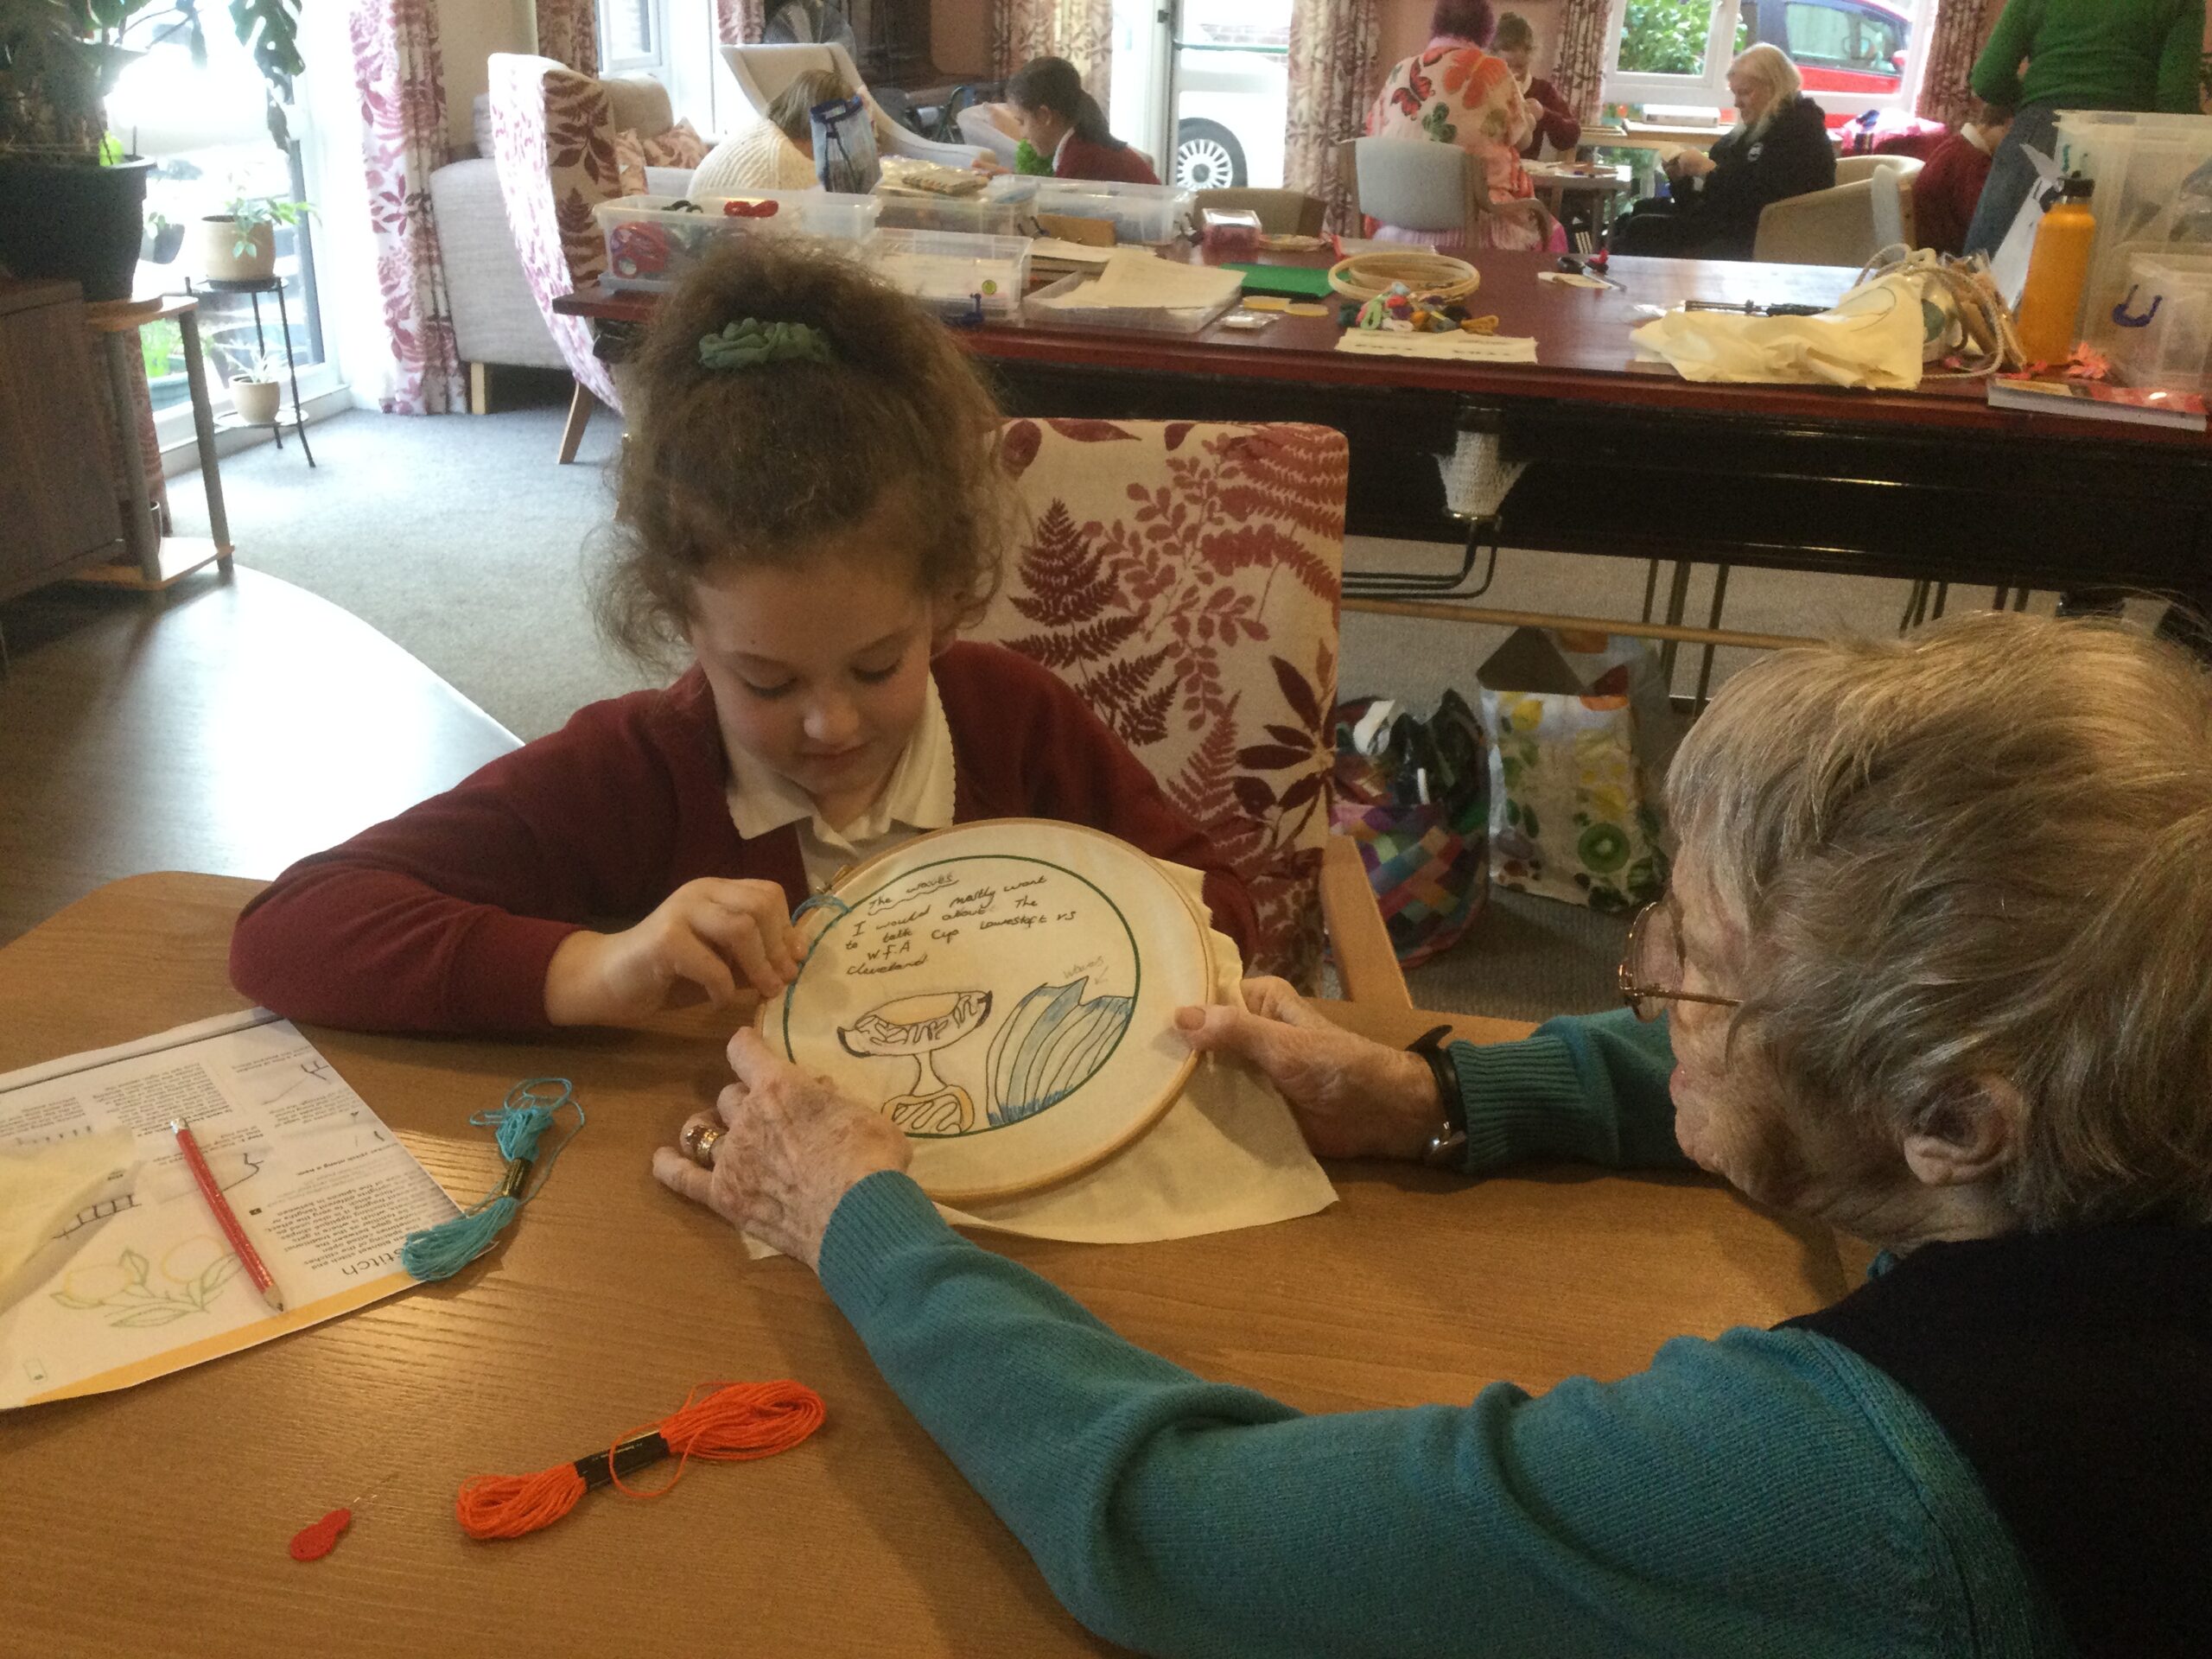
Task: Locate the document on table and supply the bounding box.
[0,1008,460,1409]
[1335,330,1538,363]
[1032,249,1243,311]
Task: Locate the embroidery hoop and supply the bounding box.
[760,820,1212,1204]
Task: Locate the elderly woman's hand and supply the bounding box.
[1175,977,1445,1160]
[652,1029,912,1268]
[1668,148,1717,181]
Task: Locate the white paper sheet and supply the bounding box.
[747,862,1337,1255]
[1335,330,1540,364]
[1034,249,1243,311]
[0,1012,461,1408]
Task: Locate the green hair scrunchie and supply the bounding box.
[697,317,834,372]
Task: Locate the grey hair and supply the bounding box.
[1729,42,1802,135]
[1669,613,2212,1229]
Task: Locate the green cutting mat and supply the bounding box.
[1224,262,1338,300]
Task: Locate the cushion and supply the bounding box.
[612,127,649,197]
[601,73,672,139]
[641,117,709,170]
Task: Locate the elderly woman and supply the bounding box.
[1611,42,1834,259]
[1363,0,1548,251]
[658,613,2208,1656]
[690,68,842,196]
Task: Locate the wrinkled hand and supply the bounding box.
[652,1028,911,1268]
[544,878,800,1026]
[1668,149,1716,181]
[1175,976,1446,1160]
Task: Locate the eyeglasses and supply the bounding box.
[1618,901,1743,1023]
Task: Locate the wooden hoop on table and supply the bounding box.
[1327,251,1481,302]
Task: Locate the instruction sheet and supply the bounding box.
[0,1009,459,1409]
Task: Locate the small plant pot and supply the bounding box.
[197,216,275,282]
[230,379,283,425]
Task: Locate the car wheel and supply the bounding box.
[1174,118,1247,190]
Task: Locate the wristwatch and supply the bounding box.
[1409,1025,1466,1168]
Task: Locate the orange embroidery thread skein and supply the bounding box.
[454,1380,827,1541]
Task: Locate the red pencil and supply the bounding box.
[170,1118,286,1315]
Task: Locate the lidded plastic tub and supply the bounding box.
[872,193,1027,238]
[2106,251,2212,391]
[593,191,880,291]
[871,227,1031,317]
[984,175,1195,244]
[2051,111,2212,350]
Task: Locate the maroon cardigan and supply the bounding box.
[230,642,1255,1034]
[1516,76,1582,158]
[1056,134,1160,186]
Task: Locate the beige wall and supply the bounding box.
[932,0,993,77]
[440,0,536,151]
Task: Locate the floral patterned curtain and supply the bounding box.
[715,0,764,46]
[1551,0,1611,124]
[1916,0,2006,125]
[993,0,1114,109]
[1284,0,1378,233]
[347,0,466,415]
[535,0,600,74]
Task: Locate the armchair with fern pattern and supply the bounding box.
[487,53,626,463]
[972,419,1408,1005]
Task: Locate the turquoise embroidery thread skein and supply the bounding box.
[400,1077,585,1281]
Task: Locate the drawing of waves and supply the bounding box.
[985,979,1134,1126]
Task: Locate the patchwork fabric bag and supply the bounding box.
[1477,629,1671,914]
[1329,691,1489,967]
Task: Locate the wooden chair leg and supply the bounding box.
[468,362,489,416]
[556,381,594,464]
[1320,835,1411,1009]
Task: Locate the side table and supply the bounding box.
[189,274,315,467]
[80,295,232,590]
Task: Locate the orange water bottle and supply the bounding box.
[2014,173,2096,366]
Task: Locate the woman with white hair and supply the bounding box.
[659,611,2208,1656]
[1611,42,1835,258]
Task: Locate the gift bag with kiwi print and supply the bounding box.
[1476,628,1673,914]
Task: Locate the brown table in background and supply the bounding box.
[0,874,1852,1656]
[564,246,2212,620]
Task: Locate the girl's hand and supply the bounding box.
[543,878,801,1026]
[1174,977,1446,1160]
[652,1029,911,1268]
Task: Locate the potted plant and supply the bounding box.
[194,192,310,281]
[226,351,283,425]
[0,0,305,301]
[140,207,181,264]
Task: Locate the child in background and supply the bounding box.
[230,241,1254,1035]
[1912,104,2012,258]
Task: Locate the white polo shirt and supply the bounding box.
[724,671,957,894]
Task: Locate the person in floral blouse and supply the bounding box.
[1363,0,1549,251]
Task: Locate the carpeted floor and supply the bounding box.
[168,404,2041,1020]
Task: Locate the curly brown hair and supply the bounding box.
[596,237,1011,664]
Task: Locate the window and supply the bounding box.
[1602,0,1934,121]
[104,16,332,429]
[599,0,669,76]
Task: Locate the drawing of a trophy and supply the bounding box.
[838,990,993,1134]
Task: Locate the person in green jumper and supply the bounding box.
[657,612,2211,1658]
[1961,0,2207,256]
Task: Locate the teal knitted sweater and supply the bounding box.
[1971,0,2206,116]
[819,1011,2071,1656]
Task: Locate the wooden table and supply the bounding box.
[559,249,2212,620]
[0,874,1852,1656]
[1527,162,1637,238]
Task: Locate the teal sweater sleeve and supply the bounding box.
[819,1173,2062,1658]
[1447,1007,1693,1177]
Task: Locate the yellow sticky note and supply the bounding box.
[1285,302,1331,317]
[1242,295,1290,312]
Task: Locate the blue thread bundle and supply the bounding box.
[400,1077,585,1281]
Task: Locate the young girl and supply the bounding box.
[1001,57,1160,187]
[229,240,1254,1035]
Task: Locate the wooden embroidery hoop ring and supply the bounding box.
[760,819,1214,1205]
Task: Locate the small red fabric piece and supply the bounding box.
[289,1507,353,1561]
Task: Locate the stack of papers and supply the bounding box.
[1028,251,1243,312]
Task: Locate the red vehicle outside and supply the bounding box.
[1740,0,1914,117]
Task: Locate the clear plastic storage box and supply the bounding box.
[871,227,1031,317]
[593,191,881,291]
[873,193,1028,238]
[2051,111,2212,351]
[2106,251,2212,392]
[985,175,1195,244]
